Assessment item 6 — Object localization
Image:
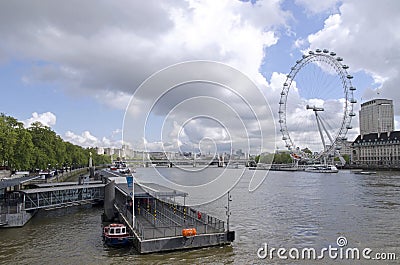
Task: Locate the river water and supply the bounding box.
[0,169,399,264]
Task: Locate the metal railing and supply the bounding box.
[133,203,224,239]
[114,192,226,240]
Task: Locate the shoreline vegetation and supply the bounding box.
[0,113,110,172]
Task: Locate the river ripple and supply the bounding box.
[0,169,399,264]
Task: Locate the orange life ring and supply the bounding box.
[182,228,197,237]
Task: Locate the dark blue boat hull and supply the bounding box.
[104,236,130,246]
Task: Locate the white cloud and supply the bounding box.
[306,0,400,116]
[64,130,122,148]
[294,38,306,49]
[24,112,56,127]
[122,62,277,155]
[0,0,289,99]
[0,1,292,152]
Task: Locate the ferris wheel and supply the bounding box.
[278,48,357,162]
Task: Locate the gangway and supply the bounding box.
[22,183,105,211]
[0,182,105,227]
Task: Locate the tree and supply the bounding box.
[28,122,57,169]
[302,147,312,154]
[0,114,111,171]
[259,153,274,164]
[0,114,20,168]
[13,128,34,170]
[273,152,292,164]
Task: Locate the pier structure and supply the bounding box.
[102,169,235,253]
[1,168,235,254]
[0,176,105,227]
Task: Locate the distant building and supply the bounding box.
[353,98,399,167]
[96,147,105,155]
[352,131,400,168]
[336,140,353,157]
[359,99,394,136]
[104,148,114,156]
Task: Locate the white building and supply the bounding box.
[96,147,105,155]
[103,148,114,156]
[337,140,352,156]
[353,98,399,168]
[359,99,394,136]
[352,131,400,168]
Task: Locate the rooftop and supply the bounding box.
[353,131,400,145]
[0,176,41,189]
[361,98,393,107]
[21,183,105,194]
[116,182,188,198]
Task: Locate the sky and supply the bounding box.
[1,0,399,155]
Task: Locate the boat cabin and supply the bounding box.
[104,224,128,236]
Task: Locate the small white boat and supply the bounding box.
[103,223,130,246]
[226,163,245,169]
[352,170,376,175]
[110,161,135,174]
[305,165,339,173]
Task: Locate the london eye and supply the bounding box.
[278,49,357,164]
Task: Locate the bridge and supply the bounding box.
[123,158,253,168]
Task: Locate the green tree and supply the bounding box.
[0,114,20,168]
[13,128,34,170]
[302,147,312,154]
[259,153,274,164]
[273,152,292,164]
[0,114,111,171]
[28,122,58,169]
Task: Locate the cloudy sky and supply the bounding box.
[1,0,399,154]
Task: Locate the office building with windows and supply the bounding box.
[352,99,399,168]
[359,99,394,136]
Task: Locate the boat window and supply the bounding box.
[110,228,114,234]
[116,228,121,234]
[122,228,126,233]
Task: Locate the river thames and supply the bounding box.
[0,168,399,264]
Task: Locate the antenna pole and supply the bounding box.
[226,191,232,231]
